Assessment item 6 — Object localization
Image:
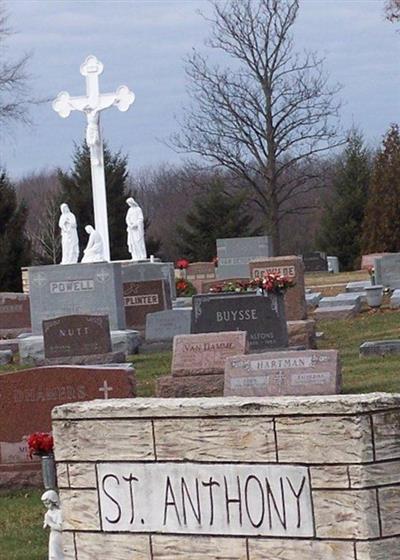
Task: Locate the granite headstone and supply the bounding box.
[216,236,272,279]
[303,252,328,272]
[374,253,400,289]
[121,261,176,301]
[145,309,192,342]
[0,292,31,333]
[124,279,171,330]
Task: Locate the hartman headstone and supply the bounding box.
[303,252,328,272]
[0,364,135,488]
[172,331,248,376]
[374,253,400,289]
[43,315,112,359]
[191,293,288,352]
[249,256,306,321]
[123,279,171,330]
[216,236,272,279]
[224,349,341,397]
[28,263,125,334]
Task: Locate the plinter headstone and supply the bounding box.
[216,236,272,279]
[42,314,122,364]
[249,255,307,321]
[191,293,288,352]
[121,261,176,301]
[374,253,400,289]
[0,364,135,488]
[156,331,248,398]
[123,279,171,331]
[224,349,341,397]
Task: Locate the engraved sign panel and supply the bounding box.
[123,279,171,329]
[97,462,313,537]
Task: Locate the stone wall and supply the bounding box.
[53,394,400,560]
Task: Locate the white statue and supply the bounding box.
[126,197,147,261]
[59,203,79,265]
[84,107,101,166]
[42,490,64,560]
[81,225,106,263]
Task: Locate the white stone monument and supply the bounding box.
[58,203,79,264]
[41,490,64,560]
[126,197,147,261]
[81,225,105,263]
[52,55,135,261]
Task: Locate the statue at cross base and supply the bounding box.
[52,55,135,262]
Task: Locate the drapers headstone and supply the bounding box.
[172,331,248,376]
[28,263,125,334]
[43,315,112,359]
[191,293,288,352]
[374,253,400,289]
[216,236,272,279]
[0,293,31,331]
[303,252,328,272]
[0,364,135,488]
[124,279,171,330]
[145,309,192,342]
[224,349,341,397]
[121,261,176,301]
[249,256,307,321]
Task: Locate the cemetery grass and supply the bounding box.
[0,489,46,560]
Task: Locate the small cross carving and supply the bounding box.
[99,380,113,399]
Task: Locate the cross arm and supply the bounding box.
[52,92,90,118]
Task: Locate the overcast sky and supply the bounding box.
[1,0,399,179]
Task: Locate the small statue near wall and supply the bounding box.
[81,225,106,263]
[42,490,64,560]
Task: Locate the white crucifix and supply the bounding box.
[99,380,113,399]
[52,55,135,261]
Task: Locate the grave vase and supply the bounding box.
[365,285,383,308]
[41,454,57,490]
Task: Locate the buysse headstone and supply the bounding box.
[124,279,171,330]
[43,314,112,359]
[191,293,288,352]
[216,236,272,279]
[250,256,306,321]
[224,349,341,397]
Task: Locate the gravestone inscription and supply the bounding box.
[43,315,112,359]
[224,349,341,397]
[121,261,176,301]
[216,236,272,279]
[124,279,171,329]
[191,293,288,352]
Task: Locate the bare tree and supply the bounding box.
[385,0,400,21]
[172,0,343,254]
[0,4,33,128]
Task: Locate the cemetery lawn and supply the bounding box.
[0,489,46,560]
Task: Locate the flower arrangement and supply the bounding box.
[209,272,295,295]
[176,278,197,297]
[176,258,189,270]
[212,256,218,267]
[367,265,375,285]
[27,432,54,459]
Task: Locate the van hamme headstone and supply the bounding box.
[249,256,307,321]
[216,236,272,279]
[0,364,135,488]
[28,262,125,334]
[43,315,112,359]
[191,293,288,352]
[124,279,171,330]
[224,349,341,397]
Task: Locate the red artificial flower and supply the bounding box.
[176,258,189,270]
[212,256,219,267]
[27,432,54,459]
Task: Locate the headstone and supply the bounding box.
[360,340,400,357]
[53,394,400,559]
[121,261,176,301]
[314,305,357,320]
[361,253,395,270]
[191,293,288,352]
[28,263,125,334]
[306,292,322,307]
[327,256,339,273]
[0,364,135,488]
[186,262,216,292]
[123,279,171,330]
[172,331,248,376]
[145,309,191,343]
[346,280,371,292]
[249,256,306,321]
[224,349,341,397]
[390,289,400,309]
[216,236,272,279]
[43,315,112,359]
[302,251,328,272]
[287,319,317,350]
[319,294,361,312]
[0,292,31,334]
[374,253,400,289]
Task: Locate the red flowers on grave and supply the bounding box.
[27,432,54,459]
[176,278,197,297]
[176,258,189,270]
[209,273,295,295]
[212,256,219,267]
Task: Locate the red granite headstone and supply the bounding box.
[186,262,216,293]
[0,292,31,331]
[123,279,171,329]
[0,364,136,487]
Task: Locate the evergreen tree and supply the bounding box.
[58,142,132,260]
[362,124,400,253]
[176,182,261,261]
[318,131,371,270]
[0,170,31,291]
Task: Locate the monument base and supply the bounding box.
[19,329,141,366]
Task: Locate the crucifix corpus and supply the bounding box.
[52,55,135,261]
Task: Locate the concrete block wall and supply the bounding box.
[52,394,400,560]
